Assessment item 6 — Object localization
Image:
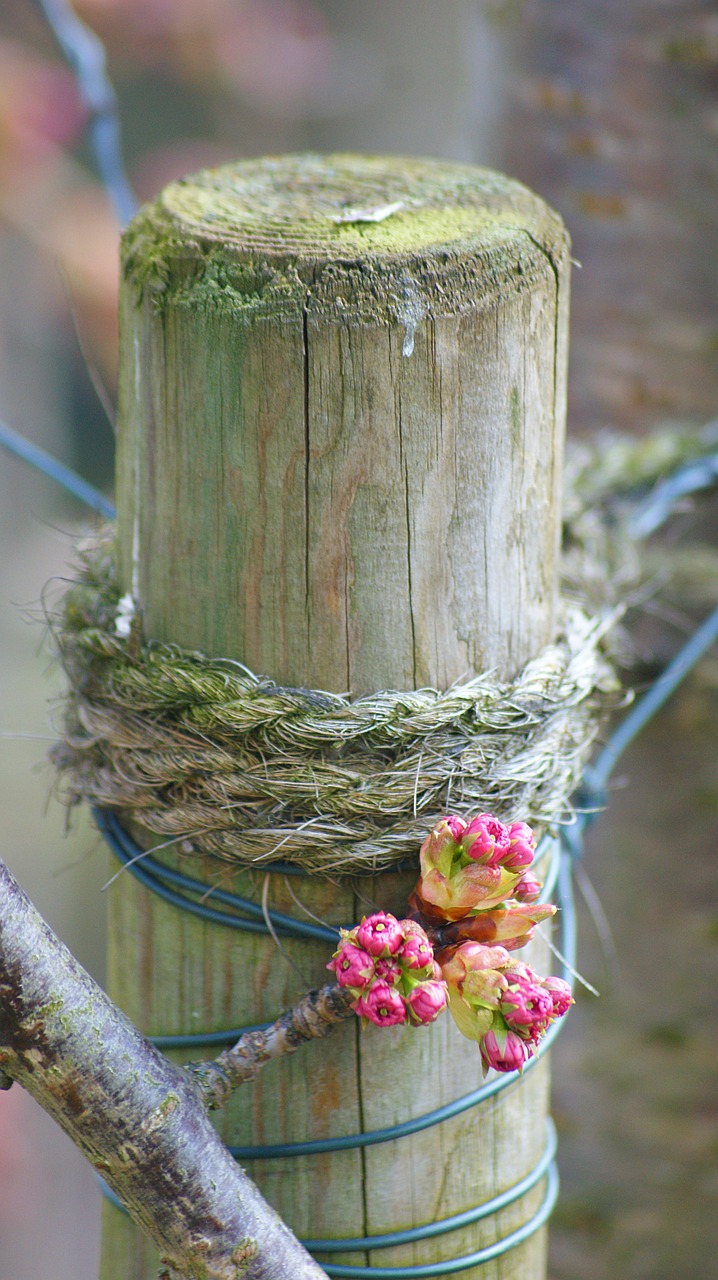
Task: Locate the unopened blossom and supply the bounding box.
[437,940,573,1057]
[399,928,435,971]
[500,972,554,1043]
[439,941,513,995]
[479,1026,529,1074]
[328,914,448,1031]
[504,821,537,870]
[416,814,539,920]
[326,815,569,1051]
[418,817,462,882]
[513,870,542,903]
[356,911,404,957]
[375,956,402,982]
[407,980,448,1026]
[542,976,573,1017]
[355,981,407,1027]
[326,941,374,989]
[462,814,511,866]
[443,815,467,842]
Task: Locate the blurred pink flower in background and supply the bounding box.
[0,39,84,178]
[0,1088,35,1226]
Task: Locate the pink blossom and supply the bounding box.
[504,821,537,870]
[500,976,554,1043]
[542,976,573,1017]
[407,980,448,1025]
[439,941,512,995]
[462,814,511,867]
[356,912,404,957]
[442,815,467,841]
[417,815,530,917]
[479,1027,529,1074]
[513,871,542,903]
[375,956,402,982]
[327,942,375,989]
[355,981,407,1027]
[399,928,434,970]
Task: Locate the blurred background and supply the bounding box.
[1,2,717,1277]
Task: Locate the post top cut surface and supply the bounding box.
[122,152,568,321]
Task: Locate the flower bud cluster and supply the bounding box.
[325,813,573,1066]
[438,940,574,1074]
[414,813,538,921]
[327,912,448,1029]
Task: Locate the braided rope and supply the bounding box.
[52,535,618,874]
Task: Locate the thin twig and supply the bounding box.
[187,984,355,1111]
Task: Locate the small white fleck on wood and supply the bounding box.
[398,274,426,357]
[331,201,404,225]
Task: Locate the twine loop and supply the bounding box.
[51,532,619,875]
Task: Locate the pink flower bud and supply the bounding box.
[513,871,542,903]
[356,912,404,957]
[401,918,429,938]
[504,821,537,870]
[479,1027,529,1074]
[502,847,534,872]
[500,977,554,1043]
[542,976,573,1017]
[462,814,511,867]
[354,980,407,1027]
[443,815,467,841]
[399,928,434,970]
[327,942,375,989]
[375,956,402,982]
[407,980,448,1025]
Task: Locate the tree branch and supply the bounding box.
[188,984,355,1110]
[0,858,327,1280]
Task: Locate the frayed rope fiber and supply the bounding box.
[51,530,620,875]
[53,426,717,876]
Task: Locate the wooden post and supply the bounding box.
[103,154,570,1278]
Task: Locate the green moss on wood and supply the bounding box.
[121,152,569,323]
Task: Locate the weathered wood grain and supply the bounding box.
[103,153,570,1279]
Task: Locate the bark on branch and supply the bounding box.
[0,858,328,1280]
[188,984,355,1110]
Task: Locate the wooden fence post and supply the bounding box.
[102,154,570,1279]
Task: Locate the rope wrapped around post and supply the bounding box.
[52,532,619,876]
